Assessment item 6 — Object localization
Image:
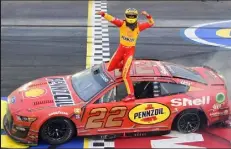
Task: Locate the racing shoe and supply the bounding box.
[123,94,135,101]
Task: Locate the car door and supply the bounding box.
[128,79,175,132]
[80,82,136,136]
[135,80,190,131]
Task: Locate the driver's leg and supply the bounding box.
[117,61,124,72]
[122,47,135,101]
[107,44,124,71]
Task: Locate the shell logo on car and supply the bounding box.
[24,88,45,98]
[129,103,171,125]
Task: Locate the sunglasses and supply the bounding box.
[126,14,137,18]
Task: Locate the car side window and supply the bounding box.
[152,82,189,97]
[115,82,127,100]
[134,81,154,99]
[94,82,127,104]
[94,88,116,104]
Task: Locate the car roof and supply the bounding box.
[104,59,173,78]
[103,59,207,85]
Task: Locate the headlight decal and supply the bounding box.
[16,115,37,122]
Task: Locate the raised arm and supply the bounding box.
[138,11,155,32]
[96,11,123,27]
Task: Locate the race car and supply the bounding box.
[3,59,230,145]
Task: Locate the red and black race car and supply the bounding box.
[4,59,230,145]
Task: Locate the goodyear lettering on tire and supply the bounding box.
[129,103,171,125]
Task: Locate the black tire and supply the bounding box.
[40,117,75,145]
[176,111,201,133]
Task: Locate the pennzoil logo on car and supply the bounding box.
[129,103,171,125]
[24,88,45,98]
[47,77,75,107]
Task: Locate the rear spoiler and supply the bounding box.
[201,65,226,86]
[103,58,162,64]
[133,58,162,61]
[201,65,218,73]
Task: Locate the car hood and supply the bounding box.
[7,75,84,113]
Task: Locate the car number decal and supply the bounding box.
[85,106,127,129]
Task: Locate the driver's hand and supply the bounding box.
[141,11,149,16]
[96,11,104,16]
[96,11,101,15]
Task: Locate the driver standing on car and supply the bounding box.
[96,8,155,101]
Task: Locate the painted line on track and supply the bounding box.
[86,0,110,69]
[86,0,93,69]
[1,0,112,148]
[87,139,115,148]
[84,0,94,146]
[184,20,231,49]
[85,0,112,148]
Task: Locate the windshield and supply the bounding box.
[71,65,111,102]
[164,63,206,84]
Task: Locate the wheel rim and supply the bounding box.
[178,113,200,133]
[45,119,71,140]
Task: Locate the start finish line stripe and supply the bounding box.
[86,0,110,69]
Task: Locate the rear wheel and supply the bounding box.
[176,111,201,133]
[40,117,75,145]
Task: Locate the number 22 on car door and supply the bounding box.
[81,101,133,134]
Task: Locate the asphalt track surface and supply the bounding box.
[1,1,88,96]
[1,0,231,148]
[2,1,231,97]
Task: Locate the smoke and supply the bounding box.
[203,51,231,99]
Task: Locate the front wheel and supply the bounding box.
[40,117,75,145]
[176,111,201,133]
